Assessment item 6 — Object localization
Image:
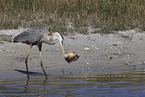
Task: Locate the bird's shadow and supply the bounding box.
[14,69,43,76]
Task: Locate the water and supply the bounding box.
[0,69,145,97]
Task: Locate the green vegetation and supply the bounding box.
[0,0,145,34]
[0,35,12,42]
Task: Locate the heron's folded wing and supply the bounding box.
[13,31,42,44]
[26,26,48,34]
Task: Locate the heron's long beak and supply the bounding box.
[60,44,66,56]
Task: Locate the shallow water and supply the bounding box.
[0,69,145,97]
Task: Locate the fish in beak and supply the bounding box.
[64,52,79,63]
[60,44,79,63]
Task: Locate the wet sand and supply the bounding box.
[0,29,145,77]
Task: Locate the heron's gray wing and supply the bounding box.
[26,26,48,34]
[13,31,43,44]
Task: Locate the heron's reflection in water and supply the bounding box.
[24,77,47,97]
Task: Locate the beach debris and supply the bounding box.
[112,50,121,55]
[113,52,121,55]
[86,62,89,65]
[91,45,99,50]
[120,47,123,49]
[116,41,123,44]
[94,47,99,50]
[87,27,102,33]
[91,45,96,47]
[112,44,117,46]
[124,61,131,65]
[4,49,15,53]
[110,56,114,59]
[84,47,90,51]
[61,70,65,73]
[118,50,121,54]
[106,49,109,51]
[118,30,136,40]
[5,49,10,51]
[143,61,145,65]
[81,68,84,71]
[110,47,113,49]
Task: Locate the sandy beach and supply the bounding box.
[0,29,145,77]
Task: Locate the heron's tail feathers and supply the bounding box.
[13,36,19,42]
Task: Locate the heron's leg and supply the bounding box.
[25,44,33,79]
[38,43,47,79]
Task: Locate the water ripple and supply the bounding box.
[0,69,145,96]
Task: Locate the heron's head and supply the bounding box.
[52,32,64,45]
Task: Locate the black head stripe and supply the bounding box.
[59,33,64,40]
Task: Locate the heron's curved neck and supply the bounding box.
[43,33,66,56]
[42,33,61,44]
[41,34,54,44]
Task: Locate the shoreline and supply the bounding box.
[0,29,145,78]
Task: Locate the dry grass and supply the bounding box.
[0,0,145,34]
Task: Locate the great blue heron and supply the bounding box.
[13,26,79,79]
